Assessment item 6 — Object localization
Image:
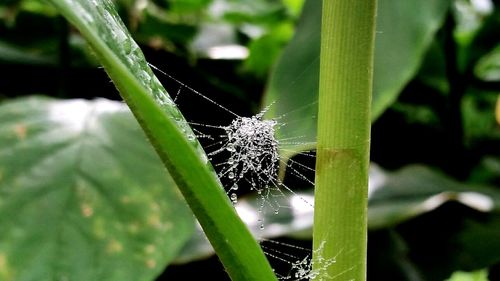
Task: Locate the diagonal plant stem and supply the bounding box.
[48,0,277,280]
[313,1,377,280]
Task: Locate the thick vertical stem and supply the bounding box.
[313,1,376,281]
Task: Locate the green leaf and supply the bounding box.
[218,0,287,25]
[244,22,294,77]
[263,0,320,157]
[263,0,452,157]
[461,7,500,71]
[462,91,500,146]
[368,165,500,229]
[0,40,56,65]
[474,44,500,81]
[163,0,212,14]
[0,96,194,281]
[175,163,500,264]
[458,218,500,270]
[372,0,451,119]
[446,270,488,281]
[134,5,198,49]
[47,0,277,280]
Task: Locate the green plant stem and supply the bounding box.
[48,1,277,280]
[313,1,376,280]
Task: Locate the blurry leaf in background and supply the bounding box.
[0,97,194,281]
[453,0,494,47]
[281,0,305,17]
[216,0,287,25]
[458,218,500,270]
[368,165,500,229]
[243,21,293,77]
[0,0,98,69]
[164,0,212,13]
[372,0,452,120]
[119,0,297,67]
[0,40,56,65]
[262,0,320,156]
[112,0,209,54]
[172,189,315,264]
[173,164,500,266]
[459,2,500,72]
[190,0,296,67]
[135,4,198,52]
[462,91,500,145]
[446,270,488,281]
[0,3,60,63]
[474,44,500,81]
[468,156,500,186]
[263,0,453,160]
[190,22,240,58]
[368,165,500,281]
[415,40,450,94]
[0,0,58,20]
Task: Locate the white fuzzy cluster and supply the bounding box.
[220,114,279,191]
[281,242,337,281]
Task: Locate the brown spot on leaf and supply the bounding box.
[145,244,155,254]
[0,253,13,281]
[145,259,156,269]
[80,203,93,218]
[106,239,123,254]
[13,124,27,140]
[147,214,161,229]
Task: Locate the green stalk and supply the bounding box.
[313,1,376,280]
[48,1,277,280]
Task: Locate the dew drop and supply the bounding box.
[230,193,238,204]
[228,172,235,179]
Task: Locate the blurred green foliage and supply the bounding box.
[0,0,499,280]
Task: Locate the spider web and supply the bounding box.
[149,63,315,214]
[147,63,338,280]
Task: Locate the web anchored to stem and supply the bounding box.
[262,240,339,281]
[148,63,315,216]
[148,63,328,279]
[207,104,316,220]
